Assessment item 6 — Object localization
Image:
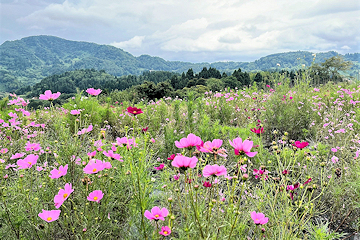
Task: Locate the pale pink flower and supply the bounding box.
[251,211,268,225]
[103,150,123,161]
[49,164,68,179]
[10,152,25,159]
[83,160,105,174]
[25,142,41,151]
[331,156,339,163]
[54,183,74,208]
[39,90,61,101]
[229,137,257,157]
[171,156,198,169]
[202,164,227,177]
[87,190,104,203]
[86,88,102,96]
[17,154,38,169]
[116,137,137,149]
[0,148,8,154]
[175,133,202,149]
[70,109,81,115]
[38,209,61,222]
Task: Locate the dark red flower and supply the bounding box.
[304,178,312,185]
[142,127,148,133]
[292,141,309,149]
[127,106,143,115]
[282,169,289,175]
[203,181,212,188]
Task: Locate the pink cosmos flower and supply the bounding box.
[86,88,102,96]
[10,152,25,159]
[154,164,165,170]
[171,155,198,170]
[253,168,270,180]
[77,125,93,135]
[331,156,339,163]
[38,209,61,222]
[39,90,61,101]
[70,109,81,115]
[292,141,309,149]
[17,154,39,169]
[0,148,8,154]
[103,150,123,161]
[202,164,227,177]
[175,133,202,149]
[87,151,97,158]
[144,206,169,221]
[25,142,41,151]
[116,137,137,149]
[87,190,104,203]
[49,164,68,179]
[229,137,257,157]
[159,226,171,236]
[54,183,74,208]
[173,174,180,180]
[200,139,222,153]
[251,211,268,225]
[83,160,105,174]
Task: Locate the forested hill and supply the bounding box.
[0,35,359,92]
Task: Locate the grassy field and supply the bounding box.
[0,75,359,239]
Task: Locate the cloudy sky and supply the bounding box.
[1,0,359,62]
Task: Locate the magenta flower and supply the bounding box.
[200,139,222,153]
[127,106,143,115]
[49,164,68,179]
[77,125,93,135]
[83,160,105,174]
[250,127,264,136]
[159,226,171,236]
[144,206,169,221]
[175,133,202,149]
[25,142,41,151]
[202,164,227,177]
[251,211,268,225]
[54,183,74,208]
[167,154,176,160]
[292,141,309,149]
[86,88,102,96]
[38,209,61,222]
[39,90,61,101]
[171,155,198,170]
[87,190,104,203]
[154,164,165,170]
[17,154,39,169]
[229,137,257,157]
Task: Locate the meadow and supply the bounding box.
[0,73,359,239]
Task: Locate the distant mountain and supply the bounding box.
[0,35,359,92]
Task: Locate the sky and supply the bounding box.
[1,0,360,63]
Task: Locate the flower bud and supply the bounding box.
[320,162,326,167]
[168,198,173,203]
[194,185,199,190]
[242,174,249,181]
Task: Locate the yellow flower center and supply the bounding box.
[63,193,68,198]
[47,217,52,221]
[155,214,159,218]
[164,231,168,234]
[93,168,97,172]
[94,197,98,200]
[133,111,137,114]
[28,162,32,165]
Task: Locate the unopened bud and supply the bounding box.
[168,198,173,203]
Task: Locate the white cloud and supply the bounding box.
[2,0,359,62]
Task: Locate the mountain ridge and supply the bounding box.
[0,35,359,92]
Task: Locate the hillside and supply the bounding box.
[0,35,359,92]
